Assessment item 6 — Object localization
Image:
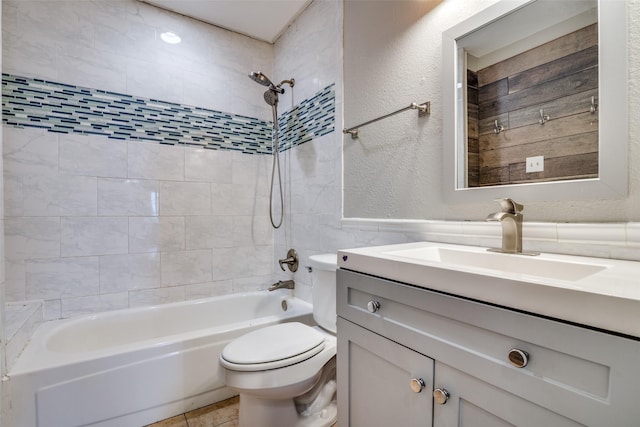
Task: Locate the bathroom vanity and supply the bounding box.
[336,242,640,426]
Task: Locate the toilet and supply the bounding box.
[219,254,338,427]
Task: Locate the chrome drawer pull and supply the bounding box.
[508,348,529,368]
[410,378,426,393]
[433,388,450,405]
[367,300,381,313]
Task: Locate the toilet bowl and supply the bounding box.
[220,254,338,427]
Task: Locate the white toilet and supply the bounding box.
[219,254,338,427]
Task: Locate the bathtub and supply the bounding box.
[8,291,314,427]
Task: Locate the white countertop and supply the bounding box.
[338,241,640,338]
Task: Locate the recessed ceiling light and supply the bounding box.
[160,31,181,44]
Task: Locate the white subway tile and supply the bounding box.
[128,141,184,181]
[159,181,211,216]
[59,133,128,178]
[161,249,213,286]
[61,217,128,257]
[186,215,233,249]
[25,257,100,300]
[99,252,161,293]
[5,217,61,260]
[129,216,185,253]
[98,178,159,216]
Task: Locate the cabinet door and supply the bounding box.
[337,317,434,427]
[433,362,584,427]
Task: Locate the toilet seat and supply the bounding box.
[220,322,326,372]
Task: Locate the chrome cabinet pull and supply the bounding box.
[433,388,450,405]
[508,348,529,368]
[410,378,425,393]
[367,300,381,313]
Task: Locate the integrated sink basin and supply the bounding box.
[384,246,608,281]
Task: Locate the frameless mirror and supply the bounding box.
[442,0,627,203]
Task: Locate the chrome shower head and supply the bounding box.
[249,71,275,88]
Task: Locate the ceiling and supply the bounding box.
[142,0,312,43]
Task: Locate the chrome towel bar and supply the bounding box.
[343,101,430,139]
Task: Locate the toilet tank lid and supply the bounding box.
[308,254,337,271]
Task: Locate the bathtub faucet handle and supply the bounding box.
[278,249,299,272]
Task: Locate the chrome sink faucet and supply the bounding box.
[486,198,526,254]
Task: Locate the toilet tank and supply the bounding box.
[308,254,337,333]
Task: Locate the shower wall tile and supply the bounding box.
[233,275,273,293]
[128,142,185,181]
[4,259,26,302]
[185,216,234,250]
[128,287,185,308]
[5,217,61,260]
[211,247,237,281]
[23,174,97,217]
[58,47,127,95]
[3,174,24,217]
[129,216,186,253]
[3,127,58,178]
[232,216,273,247]
[184,281,234,300]
[230,246,273,277]
[43,300,62,321]
[159,181,211,216]
[184,148,233,183]
[160,249,213,286]
[60,217,128,257]
[25,257,100,300]
[97,178,159,216]
[59,134,128,178]
[61,292,129,319]
[99,253,161,293]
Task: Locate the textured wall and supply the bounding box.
[344,0,640,222]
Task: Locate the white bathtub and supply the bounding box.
[8,291,314,427]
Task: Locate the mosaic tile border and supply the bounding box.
[278,84,335,151]
[2,74,335,155]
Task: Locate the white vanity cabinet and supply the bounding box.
[336,269,640,427]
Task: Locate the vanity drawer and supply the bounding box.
[337,269,640,426]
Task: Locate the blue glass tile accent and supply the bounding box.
[2,74,335,155]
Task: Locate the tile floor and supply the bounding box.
[146,396,337,427]
[146,396,239,427]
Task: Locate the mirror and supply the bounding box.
[442,0,627,203]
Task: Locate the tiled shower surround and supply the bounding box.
[2,74,335,154]
[2,77,336,320]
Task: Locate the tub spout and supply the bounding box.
[269,280,295,291]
